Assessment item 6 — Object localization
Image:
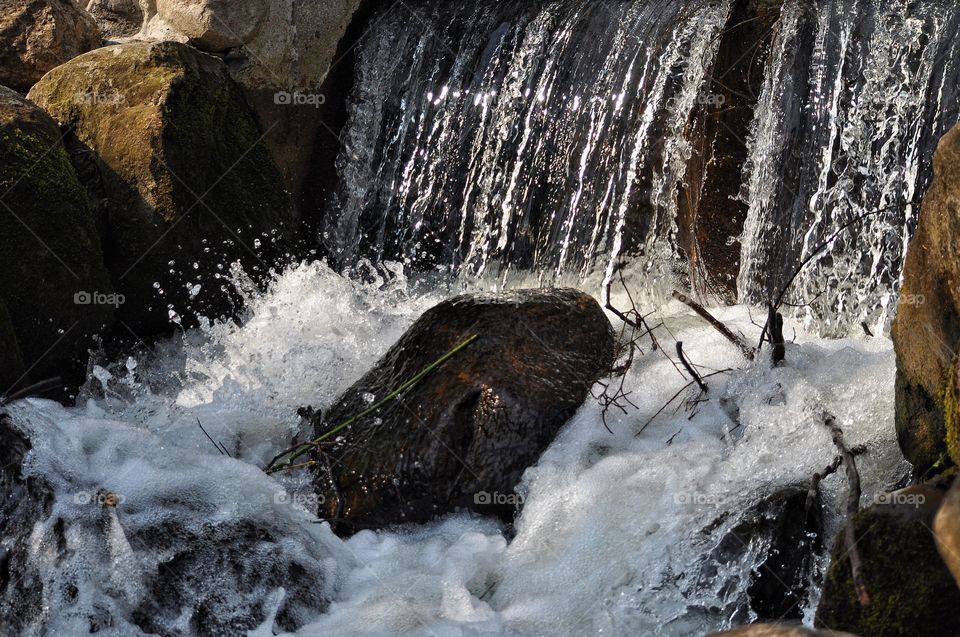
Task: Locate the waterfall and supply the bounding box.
[736,0,960,334]
[326,0,960,331]
[325,0,731,286]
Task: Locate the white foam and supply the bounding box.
[6,262,905,636]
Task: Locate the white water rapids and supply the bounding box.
[6,262,907,636]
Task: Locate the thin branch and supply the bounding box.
[823,412,871,607]
[635,369,733,436]
[672,290,754,360]
[676,342,708,392]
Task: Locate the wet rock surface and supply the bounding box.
[708,626,860,637]
[934,475,960,589]
[28,41,294,337]
[308,287,615,531]
[893,123,960,473]
[815,482,960,637]
[0,86,115,390]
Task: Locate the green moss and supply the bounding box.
[816,501,960,636]
[941,363,960,465]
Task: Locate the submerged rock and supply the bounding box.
[893,123,960,473]
[707,626,860,637]
[934,475,960,589]
[307,288,615,531]
[1,407,340,635]
[0,86,114,389]
[706,487,822,622]
[0,0,102,93]
[0,414,53,635]
[815,482,960,637]
[28,41,294,336]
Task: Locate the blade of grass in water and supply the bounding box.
[265,334,479,474]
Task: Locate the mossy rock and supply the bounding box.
[0,86,114,390]
[815,483,960,636]
[934,475,960,589]
[892,124,960,473]
[27,41,294,336]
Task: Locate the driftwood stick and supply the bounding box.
[672,290,754,360]
[676,342,708,393]
[0,377,64,406]
[767,304,785,365]
[806,455,842,515]
[823,412,871,607]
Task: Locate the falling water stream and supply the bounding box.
[5,0,960,635]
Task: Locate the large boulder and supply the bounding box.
[0,0,101,93]
[815,482,960,636]
[28,41,294,336]
[305,288,615,532]
[893,124,960,472]
[0,87,114,389]
[155,0,269,52]
[934,475,960,589]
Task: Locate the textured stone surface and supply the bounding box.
[934,475,960,590]
[28,42,294,336]
[893,124,960,472]
[0,0,101,92]
[0,86,114,389]
[308,288,615,532]
[83,0,143,39]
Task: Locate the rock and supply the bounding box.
[307,288,615,531]
[156,0,269,52]
[28,41,294,336]
[0,86,114,389]
[0,299,26,394]
[83,0,143,39]
[0,414,54,635]
[705,487,822,623]
[892,123,960,473]
[815,482,960,636]
[934,475,960,589]
[707,626,860,637]
[0,0,102,93]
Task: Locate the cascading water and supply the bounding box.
[325,0,730,287]
[735,0,960,334]
[5,1,959,635]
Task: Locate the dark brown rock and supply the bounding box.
[815,482,960,637]
[0,0,102,93]
[707,626,860,637]
[893,124,960,473]
[308,288,615,532]
[0,299,25,394]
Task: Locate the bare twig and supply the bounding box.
[0,377,64,406]
[823,412,871,607]
[672,290,754,360]
[196,418,231,457]
[635,369,733,436]
[767,304,785,365]
[676,342,708,392]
